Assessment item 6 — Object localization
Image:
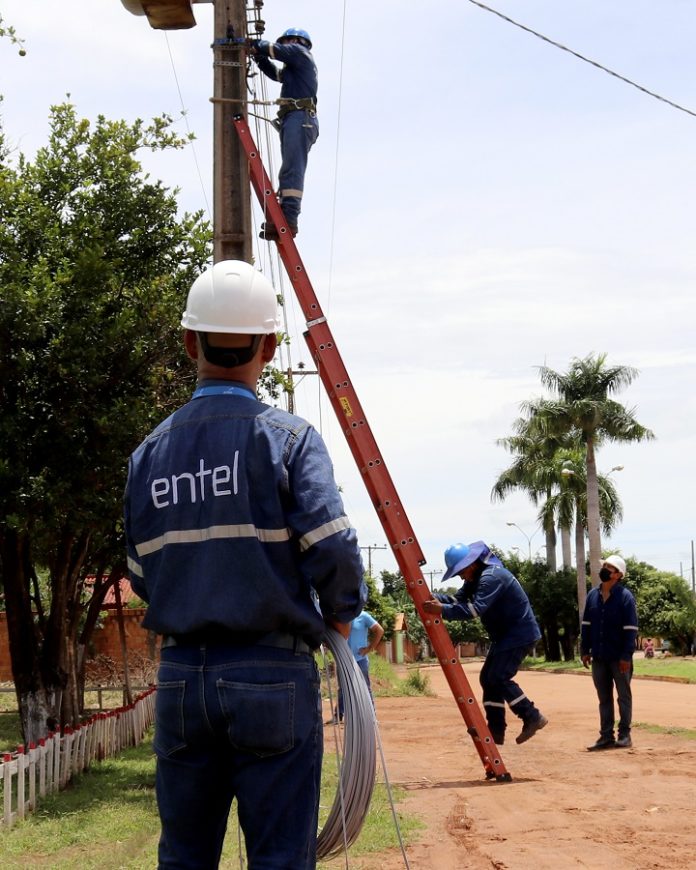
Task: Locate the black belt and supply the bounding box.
[161,629,313,655]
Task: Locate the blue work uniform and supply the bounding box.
[124,379,366,869]
[436,564,542,741]
[253,40,319,228]
[581,583,638,741]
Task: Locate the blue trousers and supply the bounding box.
[479,644,539,739]
[154,644,322,869]
[278,110,319,226]
[591,658,633,739]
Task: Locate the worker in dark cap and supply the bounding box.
[423,541,547,746]
[247,27,318,240]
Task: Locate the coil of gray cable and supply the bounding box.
[316,627,377,859]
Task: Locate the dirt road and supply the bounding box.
[348,661,696,869]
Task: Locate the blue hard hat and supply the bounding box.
[278,27,312,49]
[443,540,502,582]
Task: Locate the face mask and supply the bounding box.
[599,567,612,583]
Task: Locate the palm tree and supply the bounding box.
[492,423,578,571]
[524,353,654,586]
[542,448,623,621]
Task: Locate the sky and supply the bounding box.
[1,1,695,584]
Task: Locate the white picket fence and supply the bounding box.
[1,687,156,828]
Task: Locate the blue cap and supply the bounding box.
[442,540,502,582]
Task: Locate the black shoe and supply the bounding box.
[587,736,616,751]
[488,731,505,745]
[516,713,548,744]
[615,735,632,748]
[259,221,298,241]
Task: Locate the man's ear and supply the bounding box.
[184,329,199,361]
[260,332,278,363]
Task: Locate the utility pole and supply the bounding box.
[360,544,387,579]
[423,569,443,592]
[213,0,252,262]
[120,0,254,262]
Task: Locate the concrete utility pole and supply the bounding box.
[213,0,252,263]
[121,0,253,263]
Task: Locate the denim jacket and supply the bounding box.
[124,381,366,646]
[436,565,541,652]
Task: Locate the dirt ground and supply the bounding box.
[336,661,696,870]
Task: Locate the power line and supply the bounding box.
[466,0,696,120]
[163,33,212,217]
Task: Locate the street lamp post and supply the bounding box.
[506,522,535,561]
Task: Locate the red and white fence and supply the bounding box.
[1,687,156,828]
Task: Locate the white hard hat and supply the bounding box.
[602,554,627,577]
[181,261,279,334]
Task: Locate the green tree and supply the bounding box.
[0,103,211,743]
[492,424,574,571]
[526,353,654,587]
[626,561,696,653]
[378,569,428,653]
[363,574,397,638]
[518,559,578,661]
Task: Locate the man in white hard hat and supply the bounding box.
[581,554,638,750]
[124,261,366,869]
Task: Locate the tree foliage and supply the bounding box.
[624,558,696,652]
[524,353,654,586]
[0,102,211,742]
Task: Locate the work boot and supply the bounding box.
[587,735,616,751]
[516,713,548,744]
[615,735,632,748]
[259,221,298,241]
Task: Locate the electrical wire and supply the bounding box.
[164,33,212,218]
[317,628,377,860]
[466,0,696,120]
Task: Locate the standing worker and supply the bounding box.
[423,541,547,746]
[124,261,366,869]
[248,28,318,240]
[581,554,638,750]
[329,609,385,724]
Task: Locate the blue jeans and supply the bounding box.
[278,110,319,226]
[154,643,322,869]
[591,658,633,739]
[479,645,539,739]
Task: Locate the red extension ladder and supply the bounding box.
[233,115,511,782]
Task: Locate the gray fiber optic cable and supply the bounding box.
[316,627,377,859]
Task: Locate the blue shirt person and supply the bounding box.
[581,554,638,751]
[423,541,547,747]
[249,28,319,239]
[125,261,366,869]
[329,610,384,724]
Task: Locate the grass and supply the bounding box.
[0,731,422,868]
[634,722,696,740]
[0,656,426,865]
[522,654,696,682]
